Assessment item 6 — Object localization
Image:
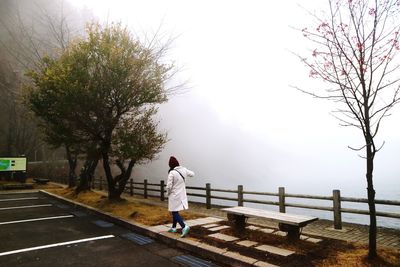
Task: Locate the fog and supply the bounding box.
[68,0,400,201]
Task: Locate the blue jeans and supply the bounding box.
[172,211,185,228]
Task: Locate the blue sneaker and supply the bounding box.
[168,228,177,233]
[181,225,190,237]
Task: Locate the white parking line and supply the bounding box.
[0,215,74,225]
[0,204,52,211]
[0,235,115,257]
[0,197,39,202]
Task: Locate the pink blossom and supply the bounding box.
[316,22,329,32]
[324,62,332,69]
[368,8,375,15]
[312,49,318,57]
[393,40,400,50]
[309,69,318,78]
[302,28,309,37]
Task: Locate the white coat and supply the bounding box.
[166,166,194,212]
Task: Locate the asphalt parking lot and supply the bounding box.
[0,192,219,267]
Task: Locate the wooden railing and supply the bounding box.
[55,176,400,230]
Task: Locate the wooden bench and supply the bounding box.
[222,206,318,240]
[33,178,50,184]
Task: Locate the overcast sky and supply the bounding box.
[68,0,399,200]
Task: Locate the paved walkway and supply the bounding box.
[122,193,400,249]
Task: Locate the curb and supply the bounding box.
[0,183,34,190]
[0,189,39,194]
[39,190,269,267]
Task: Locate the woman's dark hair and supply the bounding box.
[168,156,180,172]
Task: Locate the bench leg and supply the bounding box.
[279,223,300,240]
[227,213,247,232]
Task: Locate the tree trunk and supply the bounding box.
[76,158,98,193]
[6,106,15,156]
[366,142,377,258]
[115,159,135,198]
[65,145,77,188]
[103,156,136,200]
[87,159,98,189]
[101,150,117,200]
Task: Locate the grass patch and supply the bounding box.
[48,188,203,226]
[318,245,400,266]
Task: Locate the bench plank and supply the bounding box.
[33,178,50,184]
[222,206,318,226]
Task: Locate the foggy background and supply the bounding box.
[62,0,399,197]
[68,0,400,227]
[65,0,400,227]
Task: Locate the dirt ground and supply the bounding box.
[46,187,399,267]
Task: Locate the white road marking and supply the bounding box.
[0,215,74,225]
[0,235,115,257]
[0,204,52,211]
[0,197,39,202]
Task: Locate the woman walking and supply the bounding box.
[166,156,194,237]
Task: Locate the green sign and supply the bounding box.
[0,158,27,172]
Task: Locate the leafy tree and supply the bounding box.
[26,58,86,187]
[298,0,400,258]
[109,108,167,199]
[26,23,173,199]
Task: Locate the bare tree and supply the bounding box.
[0,54,43,157]
[297,0,400,258]
[0,0,85,69]
[0,0,89,186]
[0,0,87,156]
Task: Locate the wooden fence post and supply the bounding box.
[130,179,133,196]
[144,179,148,199]
[279,187,286,213]
[238,185,244,206]
[160,180,165,201]
[333,189,342,229]
[206,183,211,209]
